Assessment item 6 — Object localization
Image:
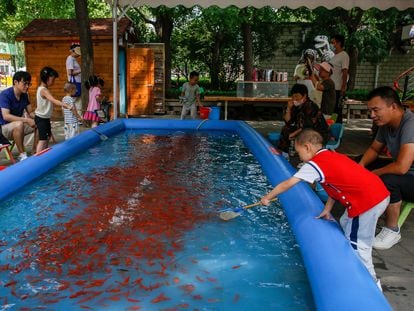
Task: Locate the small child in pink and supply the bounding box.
[83,75,104,128]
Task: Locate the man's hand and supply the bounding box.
[25,118,35,128]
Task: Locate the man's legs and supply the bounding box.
[374,174,414,249]
[2,121,25,154]
[333,90,343,123]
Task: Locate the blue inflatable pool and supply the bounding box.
[0,118,391,311]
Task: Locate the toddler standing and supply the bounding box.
[180,71,202,120]
[83,75,104,128]
[62,82,83,140]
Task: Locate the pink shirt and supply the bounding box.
[86,86,101,112]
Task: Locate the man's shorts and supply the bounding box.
[381,173,414,203]
[1,121,34,141]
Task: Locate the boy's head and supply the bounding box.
[64,82,77,96]
[189,71,199,85]
[294,129,324,162]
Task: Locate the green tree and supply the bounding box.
[129,5,193,90]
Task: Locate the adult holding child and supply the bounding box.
[311,62,336,118]
[359,86,414,250]
[0,71,37,161]
[66,43,82,120]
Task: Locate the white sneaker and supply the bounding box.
[376,279,383,292]
[373,227,401,250]
[18,152,28,162]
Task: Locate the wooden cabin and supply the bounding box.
[16,19,165,118]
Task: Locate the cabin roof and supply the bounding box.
[16,18,132,41]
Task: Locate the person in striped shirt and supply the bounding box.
[62,82,83,140]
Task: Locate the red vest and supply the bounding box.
[310,150,390,217]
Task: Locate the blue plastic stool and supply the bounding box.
[268,132,281,145]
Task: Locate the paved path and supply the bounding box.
[1,117,413,310]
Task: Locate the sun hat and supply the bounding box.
[319,62,333,74]
[70,43,81,56]
[73,46,81,56]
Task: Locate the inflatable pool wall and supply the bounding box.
[0,119,391,311]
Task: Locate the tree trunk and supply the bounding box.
[242,22,253,82]
[242,22,254,97]
[74,0,94,111]
[210,31,223,89]
[154,12,173,91]
[347,46,358,92]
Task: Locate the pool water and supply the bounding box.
[0,130,315,310]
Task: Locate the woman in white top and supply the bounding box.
[35,67,72,153]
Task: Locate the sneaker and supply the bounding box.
[375,279,383,292]
[373,227,401,250]
[18,152,28,162]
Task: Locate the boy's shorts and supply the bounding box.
[64,123,79,140]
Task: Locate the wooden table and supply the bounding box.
[204,96,291,120]
[343,99,367,124]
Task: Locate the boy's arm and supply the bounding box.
[196,93,202,106]
[261,176,301,205]
[71,105,83,121]
[316,196,335,220]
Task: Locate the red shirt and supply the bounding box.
[305,149,389,217]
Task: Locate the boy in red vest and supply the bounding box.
[261,129,390,288]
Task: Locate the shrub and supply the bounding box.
[346,89,370,101]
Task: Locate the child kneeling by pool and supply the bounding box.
[261,129,390,289]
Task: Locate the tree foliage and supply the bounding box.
[1,1,413,92]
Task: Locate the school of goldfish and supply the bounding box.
[0,134,240,310]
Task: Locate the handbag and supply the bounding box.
[69,75,82,97]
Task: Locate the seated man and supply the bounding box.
[359,86,414,249]
[0,71,37,161]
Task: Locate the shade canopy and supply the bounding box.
[114,0,413,10]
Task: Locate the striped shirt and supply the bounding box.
[62,96,77,124]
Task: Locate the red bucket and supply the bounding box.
[327,119,335,126]
[199,107,211,119]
